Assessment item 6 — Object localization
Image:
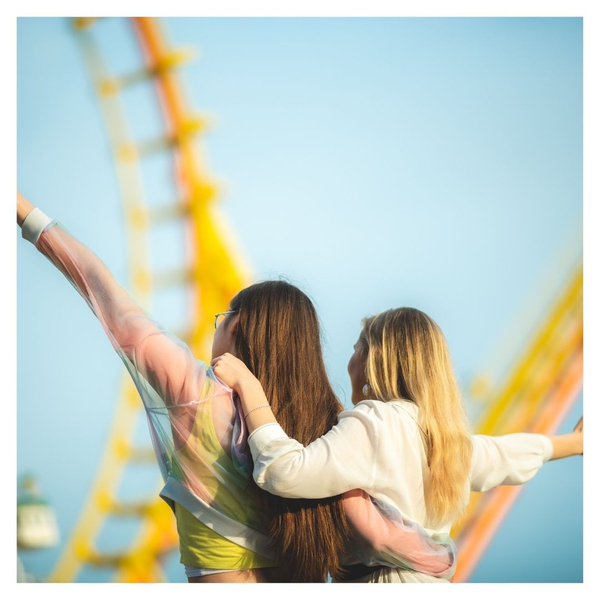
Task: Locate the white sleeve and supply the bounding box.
[470,433,554,492]
[247,402,381,499]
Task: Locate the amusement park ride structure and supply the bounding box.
[43,17,581,583]
[49,17,250,583]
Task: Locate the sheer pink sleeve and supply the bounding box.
[36,223,201,408]
[342,490,456,578]
[32,221,244,502]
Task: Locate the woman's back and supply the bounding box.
[348,400,436,531]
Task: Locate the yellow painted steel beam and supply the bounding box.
[72,17,100,30]
[98,47,197,95]
[454,312,581,523]
[451,264,583,581]
[49,373,145,582]
[453,348,582,582]
[476,266,582,435]
[113,484,179,582]
[152,267,195,290]
[110,17,251,580]
[146,203,189,224]
[453,324,582,549]
[131,16,252,369]
[50,19,173,582]
[454,326,582,543]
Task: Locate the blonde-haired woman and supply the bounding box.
[212,307,583,582]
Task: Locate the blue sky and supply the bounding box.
[17,17,582,583]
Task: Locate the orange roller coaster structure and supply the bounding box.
[453,264,582,581]
[50,17,251,582]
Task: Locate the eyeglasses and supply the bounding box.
[214,310,236,329]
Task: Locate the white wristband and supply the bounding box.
[22,208,54,245]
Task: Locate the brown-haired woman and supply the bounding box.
[213,307,583,582]
[17,194,456,583]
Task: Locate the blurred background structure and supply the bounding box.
[17,17,582,582]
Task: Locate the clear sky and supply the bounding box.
[17,17,582,583]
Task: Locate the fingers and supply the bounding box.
[210,353,245,391]
[210,352,232,366]
[211,352,243,367]
[573,416,583,433]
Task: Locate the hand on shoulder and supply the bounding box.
[211,352,258,393]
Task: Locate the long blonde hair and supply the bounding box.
[361,307,472,526]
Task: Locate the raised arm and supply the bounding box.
[18,193,206,407]
[17,192,34,226]
[17,193,238,463]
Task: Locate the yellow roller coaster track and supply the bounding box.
[49,17,251,582]
[452,264,583,581]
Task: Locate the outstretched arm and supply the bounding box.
[17,192,204,406]
[470,419,582,493]
[16,193,233,458]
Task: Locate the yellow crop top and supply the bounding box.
[173,394,277,569]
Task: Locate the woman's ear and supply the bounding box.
[228,314,240,337]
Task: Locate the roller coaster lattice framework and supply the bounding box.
[50,16,250,583]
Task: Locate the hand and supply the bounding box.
[549,416,583,460]
[212,354,274,432]
[572,417,583,455]
[211,352,258,393]
[17,192,35,227]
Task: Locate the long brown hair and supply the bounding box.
[361,308,472,527]
[229,280,350,582]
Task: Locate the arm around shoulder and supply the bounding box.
[249,402,382,500]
